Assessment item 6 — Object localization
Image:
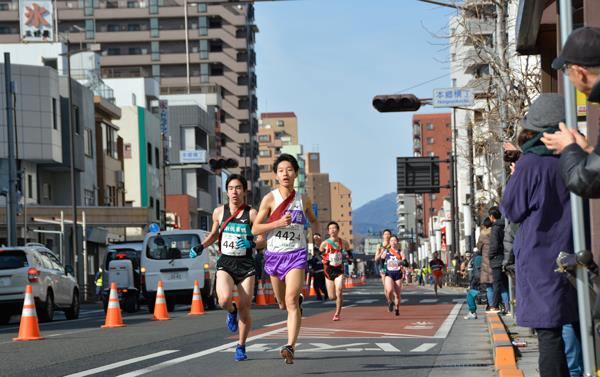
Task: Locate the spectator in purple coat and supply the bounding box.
[500,93,578,377]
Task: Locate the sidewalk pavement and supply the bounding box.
[428,303,496,377]
[501,313,540,377]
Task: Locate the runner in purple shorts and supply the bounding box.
[252,153,319,365]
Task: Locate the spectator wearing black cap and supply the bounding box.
[541,27,600,198]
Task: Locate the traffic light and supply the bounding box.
[209,158,239,171]
[372,94,421,112]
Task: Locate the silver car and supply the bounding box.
[0,243,80,324]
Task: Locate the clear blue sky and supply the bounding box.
[255,0,456,208]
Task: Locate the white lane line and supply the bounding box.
[356,299,377,304]
[410,343,438,352]
[117,327,287,377]
[263,319,287,327]
[420,299,438,303]
[64,350,180,377]
[375,343,401,352]
[434,303,462,339]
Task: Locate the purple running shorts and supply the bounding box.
[264,248,308,281]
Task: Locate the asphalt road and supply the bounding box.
[0,281,495,377]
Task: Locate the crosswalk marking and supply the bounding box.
[375,343,401,352]
[356,299,378,304]
[420,299,438,303]
[452,298,466,303]
[410,343,437,352]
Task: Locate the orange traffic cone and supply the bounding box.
[189,280,205,316]
[153,280,170,321]
[101,282,126,328]
[309,279,317,297]
[255,280,268,306]
[13,285,43,341]
[232,286,240,306]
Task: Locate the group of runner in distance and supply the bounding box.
[190,153,443,364]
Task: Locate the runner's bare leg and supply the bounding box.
[271,275,287,310]
[284,268,305,348]
[325,277,337,301]
[216,270,235,312]
[333,275,344,316]
[237,276,255,346]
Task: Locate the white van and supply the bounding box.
[141,230,217,312]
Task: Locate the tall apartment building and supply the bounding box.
[412,113,452,237]
[396,193,416,240]
[258,112,299,188]
[0,0,259,197]
[329,182,353,249]
[304,152,331,234]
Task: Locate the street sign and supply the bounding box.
[432,88,474,108]
[179,149,207,164]
[159,99,168,135]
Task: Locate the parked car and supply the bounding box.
[0,243,80,324]
[101,243,143,313]
[141,230,217,312]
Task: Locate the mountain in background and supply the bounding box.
[352,192,396,236]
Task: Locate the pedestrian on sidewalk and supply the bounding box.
[541,27,600,198]
[477,218,494,309]
[501,93,579,377]
[488,207,510,314]
[464,249,482,320]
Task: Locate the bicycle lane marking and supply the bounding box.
[116,326,287,377]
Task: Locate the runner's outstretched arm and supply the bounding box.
[201,207,223,248]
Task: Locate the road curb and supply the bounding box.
[486,313,524,377]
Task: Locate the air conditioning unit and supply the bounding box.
[141,48,148,54]
[67,2,74,8]
[192,47,198,53]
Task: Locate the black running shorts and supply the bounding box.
[217,255,256,285]
[325,265,344,281]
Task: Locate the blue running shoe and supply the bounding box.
[226,303,238,333]
[235,344,247,361]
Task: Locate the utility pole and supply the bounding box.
[3,53,17,246]
[66,38,79,280]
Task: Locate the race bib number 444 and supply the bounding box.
[221,233,246,256]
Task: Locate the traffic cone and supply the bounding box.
[232,286,240,306]
[309,279,317,297]
[101,282,126,328]
[13,285,43,341]
[255,280,268,306]
[153,280,170,321]
[188,280,205,316]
